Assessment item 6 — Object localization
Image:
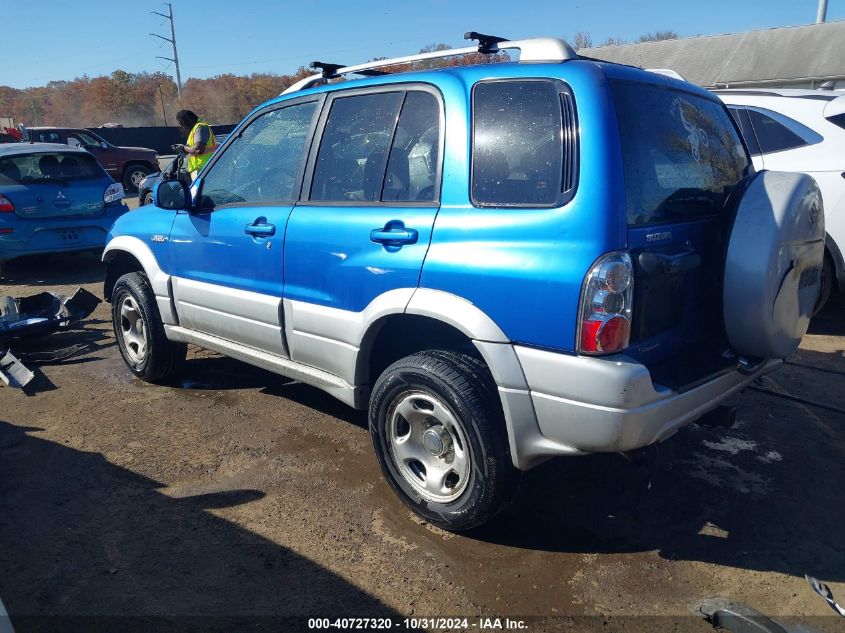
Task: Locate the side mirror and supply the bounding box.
[154,180,190,210]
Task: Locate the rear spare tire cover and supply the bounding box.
[724,170,824,359]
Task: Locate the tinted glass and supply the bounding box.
[73,131,106,147]
[612,82,750,226]
[747,109,808,153]
[727,106,761,155]
[33,130,62,143]
[311,91,404,202]
[0,152,103,184]
[472,80,564,206]
[200,102,317,207]
[382,92,440,202]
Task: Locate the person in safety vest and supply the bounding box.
[172,109,218,180]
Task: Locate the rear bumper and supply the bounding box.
[486,344,780,469]
[0,206,128,262]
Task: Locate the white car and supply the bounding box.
[716,88,845,311]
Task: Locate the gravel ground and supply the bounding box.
[1,252,844,633]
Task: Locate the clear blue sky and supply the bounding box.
[1,0,842,89]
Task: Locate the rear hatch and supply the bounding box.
[611,80,753,390]
[0,151,108,219]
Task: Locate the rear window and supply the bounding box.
[0,152,104,185]
[613,82,750,226]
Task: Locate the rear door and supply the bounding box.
[611,81,753,386]
[283,86,443,375]
[169,98,320,357]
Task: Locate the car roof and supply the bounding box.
[269,58,717,107]
[0,142,91,157]
[713,88,841,101]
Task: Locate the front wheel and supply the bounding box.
[369,350,520,532]
[111,272,186,382]
[123,164,151,192]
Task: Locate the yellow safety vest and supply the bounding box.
[186,119,218,173]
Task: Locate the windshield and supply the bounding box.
[613,81,750,226]
[0,152,105,184]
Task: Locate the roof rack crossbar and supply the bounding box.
[281,33,577,95]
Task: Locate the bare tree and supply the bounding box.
[600,36,627,46]
[574,31,593,50]
[638,30,679,42]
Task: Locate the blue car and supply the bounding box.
[102,35,825,531]
[0,143,128,269]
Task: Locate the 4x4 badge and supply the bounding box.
[151,235,168,243]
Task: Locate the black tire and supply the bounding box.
[813,253,835,316]
[123,164,151,192]
[141,190,154,206]
[111,272,186,382]
[369,349,520,532]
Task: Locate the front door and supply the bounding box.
[283,87,443,375]
[169,98,320,357]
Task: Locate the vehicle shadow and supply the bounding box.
[170,351,369,430]
[0,420,401,630]
[0,251,105,287]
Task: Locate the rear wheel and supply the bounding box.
[111,272,185,382]
[123,164,151,192]
[813,253,835,316]
[369,350,520,532]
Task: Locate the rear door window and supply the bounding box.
[471,80,576,207]
[727,106,761,155]
[310,91,405,202]
[612,81,750,226]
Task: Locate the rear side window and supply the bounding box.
[613,82,750,226]
[311,92,404,202]
[472,80,576,207]
[0,152,103,184]
[747,108,810,154]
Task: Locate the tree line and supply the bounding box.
[0,34,676,129]
[0,43,508,129]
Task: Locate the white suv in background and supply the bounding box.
[716,89,845,312]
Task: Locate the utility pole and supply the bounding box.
[157,84,168,126]
[817,0,828,22]
[150,2,182,98]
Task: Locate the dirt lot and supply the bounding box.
[2,251,845,633]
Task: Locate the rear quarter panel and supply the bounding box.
[420,62,626,352]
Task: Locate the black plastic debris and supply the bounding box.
[0,288,100,389]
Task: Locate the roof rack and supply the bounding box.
[281,32,577,95]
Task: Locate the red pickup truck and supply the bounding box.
[25,127,158,192]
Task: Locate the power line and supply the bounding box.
[150,2,182,98]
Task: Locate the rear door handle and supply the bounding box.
[370,221,418,247]
[245,219,276,237]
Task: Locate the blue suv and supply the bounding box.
[103,36,825,531]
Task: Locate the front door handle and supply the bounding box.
[245,219,276,237]
[370,220,418,248]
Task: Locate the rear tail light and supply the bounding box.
[104,183,125,204]
[578,251,633,355]
[0,194,14,213]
